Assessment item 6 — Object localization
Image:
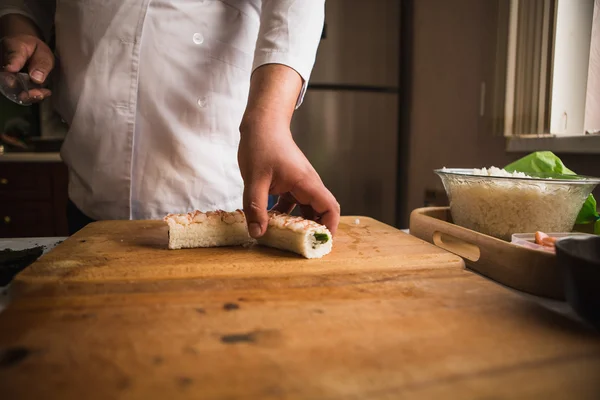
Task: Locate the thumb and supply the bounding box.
[243,175,271,238]
[27,43,54,83]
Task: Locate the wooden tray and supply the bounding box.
[409,207,563,300]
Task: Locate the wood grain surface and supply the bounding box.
[409,207,564,300]
[0,217,599,399]
[12,217,463,294]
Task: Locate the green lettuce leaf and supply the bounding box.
[595,219,600,235]
[504,151,576,175]
[575,195,598,225]
[504,151,599,225]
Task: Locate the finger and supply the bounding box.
[15,91,38,105]
[271,192,297,214]
[27,44,54,84]
[3,73,18,88]
[2,47,28,73]
[291,179,341,235]
[17,90,31,103]
[26,88,50,101]
[243,175,271,238]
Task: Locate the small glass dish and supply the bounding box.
[0,71,48,106]
[435,168,600,241]
[511,232,595,253]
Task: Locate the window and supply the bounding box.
[497,0,600,152]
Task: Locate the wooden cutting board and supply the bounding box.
[1,265,600,400]
[13,216,464,294]
[3,217,600,399]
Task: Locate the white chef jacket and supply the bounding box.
[0,0,324,220]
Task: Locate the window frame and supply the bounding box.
[501,0,600,153]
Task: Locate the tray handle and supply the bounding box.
[433,231,481,262]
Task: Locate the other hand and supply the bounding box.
[1,29,53,101]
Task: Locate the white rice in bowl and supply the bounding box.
[440,167,591,241]
[470,166,532,178]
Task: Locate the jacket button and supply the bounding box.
[192,33,204,45]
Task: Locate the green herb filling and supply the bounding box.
[314,233,329,244]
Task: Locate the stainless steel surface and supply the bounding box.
[310,0,399,87]
[292,91,398,225]
[294,0,400,226]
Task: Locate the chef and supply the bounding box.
[0,0,340,237]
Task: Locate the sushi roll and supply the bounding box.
[258,211,333,259]
[164,210,333,258]
[164,210,252,249]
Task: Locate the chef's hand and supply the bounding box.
[0,14,53,99]
[239,64,340,238]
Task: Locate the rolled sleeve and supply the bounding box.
[0,0,55,41]
[253,0,325,108]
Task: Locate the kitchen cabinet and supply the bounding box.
[0,160,68,238]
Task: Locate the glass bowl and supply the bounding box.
[434,168,600,241]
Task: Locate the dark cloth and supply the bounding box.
[67,199,96,235]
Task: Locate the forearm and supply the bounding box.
[240,63,303,136]
[0,13,41,38]
[0,1,55,41]
[250,0,324,114]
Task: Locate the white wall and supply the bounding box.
[403,0,518,224]
[549,0,594,135]
[584,0,600,132]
